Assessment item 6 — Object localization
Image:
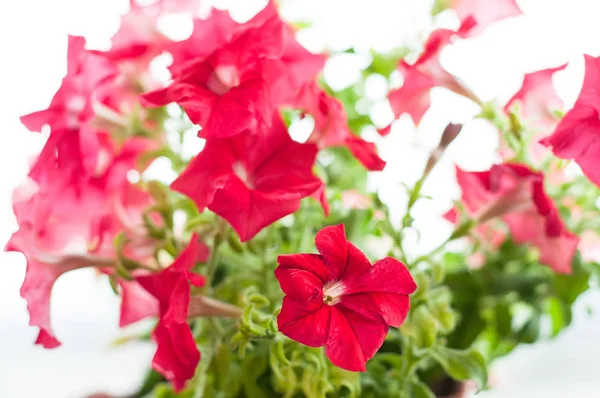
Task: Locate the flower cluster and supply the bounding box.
[7,0,600,396]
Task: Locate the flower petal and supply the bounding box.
[274,266,324,302]
[277,296,331,347]
[344,257,417,296]
[325,306,388,371]
[152,321,200,392]
[119,280,160,327]
[277,253,331,283]
[341,293,411,328]
[315,224,348,279]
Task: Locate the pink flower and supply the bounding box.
[387,29,480,125]
[275,224,416,371]
[171,113,327,241]
[541,55,600,188]
[453,0,522,38]
[505,64,567,129]
[295,82,385,171]
[136,234,209,391]
[5,176,114,347]
[20,36,118,183]
[5,132,157,347]
[452,163,578,273]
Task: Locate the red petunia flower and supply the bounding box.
[169,0,325,100]
[295,81,385,171]
[541,55,600,188]
[136,234,209,391]
[171,113,327,241]
[168,3,279,70]
[453,0,522,38]
[275,224,416,371]
[452,163,578,273]
[387,29,480,125]
[141,6,285,139]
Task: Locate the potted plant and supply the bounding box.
[8,0,599,397]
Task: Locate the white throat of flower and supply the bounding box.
[323,281,346,306]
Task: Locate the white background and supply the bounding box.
[0,0,599,396]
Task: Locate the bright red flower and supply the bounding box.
[141,6,285,139]
[169,0,324,100]
[452,163,578,273]
[541,55,600,188]
[295,81,385,171]
[387,29,480,125]
[168,3,279,69]
[275,224,416,371]
[171,114,327,241]
[453,0,522,37]
[136,234,209,391]
[505,64,567,129]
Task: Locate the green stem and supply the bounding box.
[415,219,475,265]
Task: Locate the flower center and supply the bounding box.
[233,161,254,189]
[322,281,346,306]
[207,65,240,95]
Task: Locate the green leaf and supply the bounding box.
[545,297,570,337]
[516,312,541,344]
[430,346,488,391]
[408,380,436,398]
[413,306,438,348]
[241,351,269,398]
[494,303,512,338]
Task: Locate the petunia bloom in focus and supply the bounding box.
[541,54,600,188]
[451,163,578,273]
[171,113,327,241]
[275,224,416,371]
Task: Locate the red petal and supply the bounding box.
[34,329,61,349]
[343,242,373,281]
[341,293,410,328]
[277,296,331,347]
[325,307,388,371]
[170,139,235,211]
[277,253,332,283]
[388,67,435,125]
[343,257,417,296]
[18,260,63,348]
[345,135,386,171]
[209,177,302,241]
[274,265,325,303]
[315,224,348,280]
[168,233,207,273]
[504,211,578,274]
[119,280,160,327]
[541,104,600,188]
[201,80,270,139]
[152,321,200,391]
